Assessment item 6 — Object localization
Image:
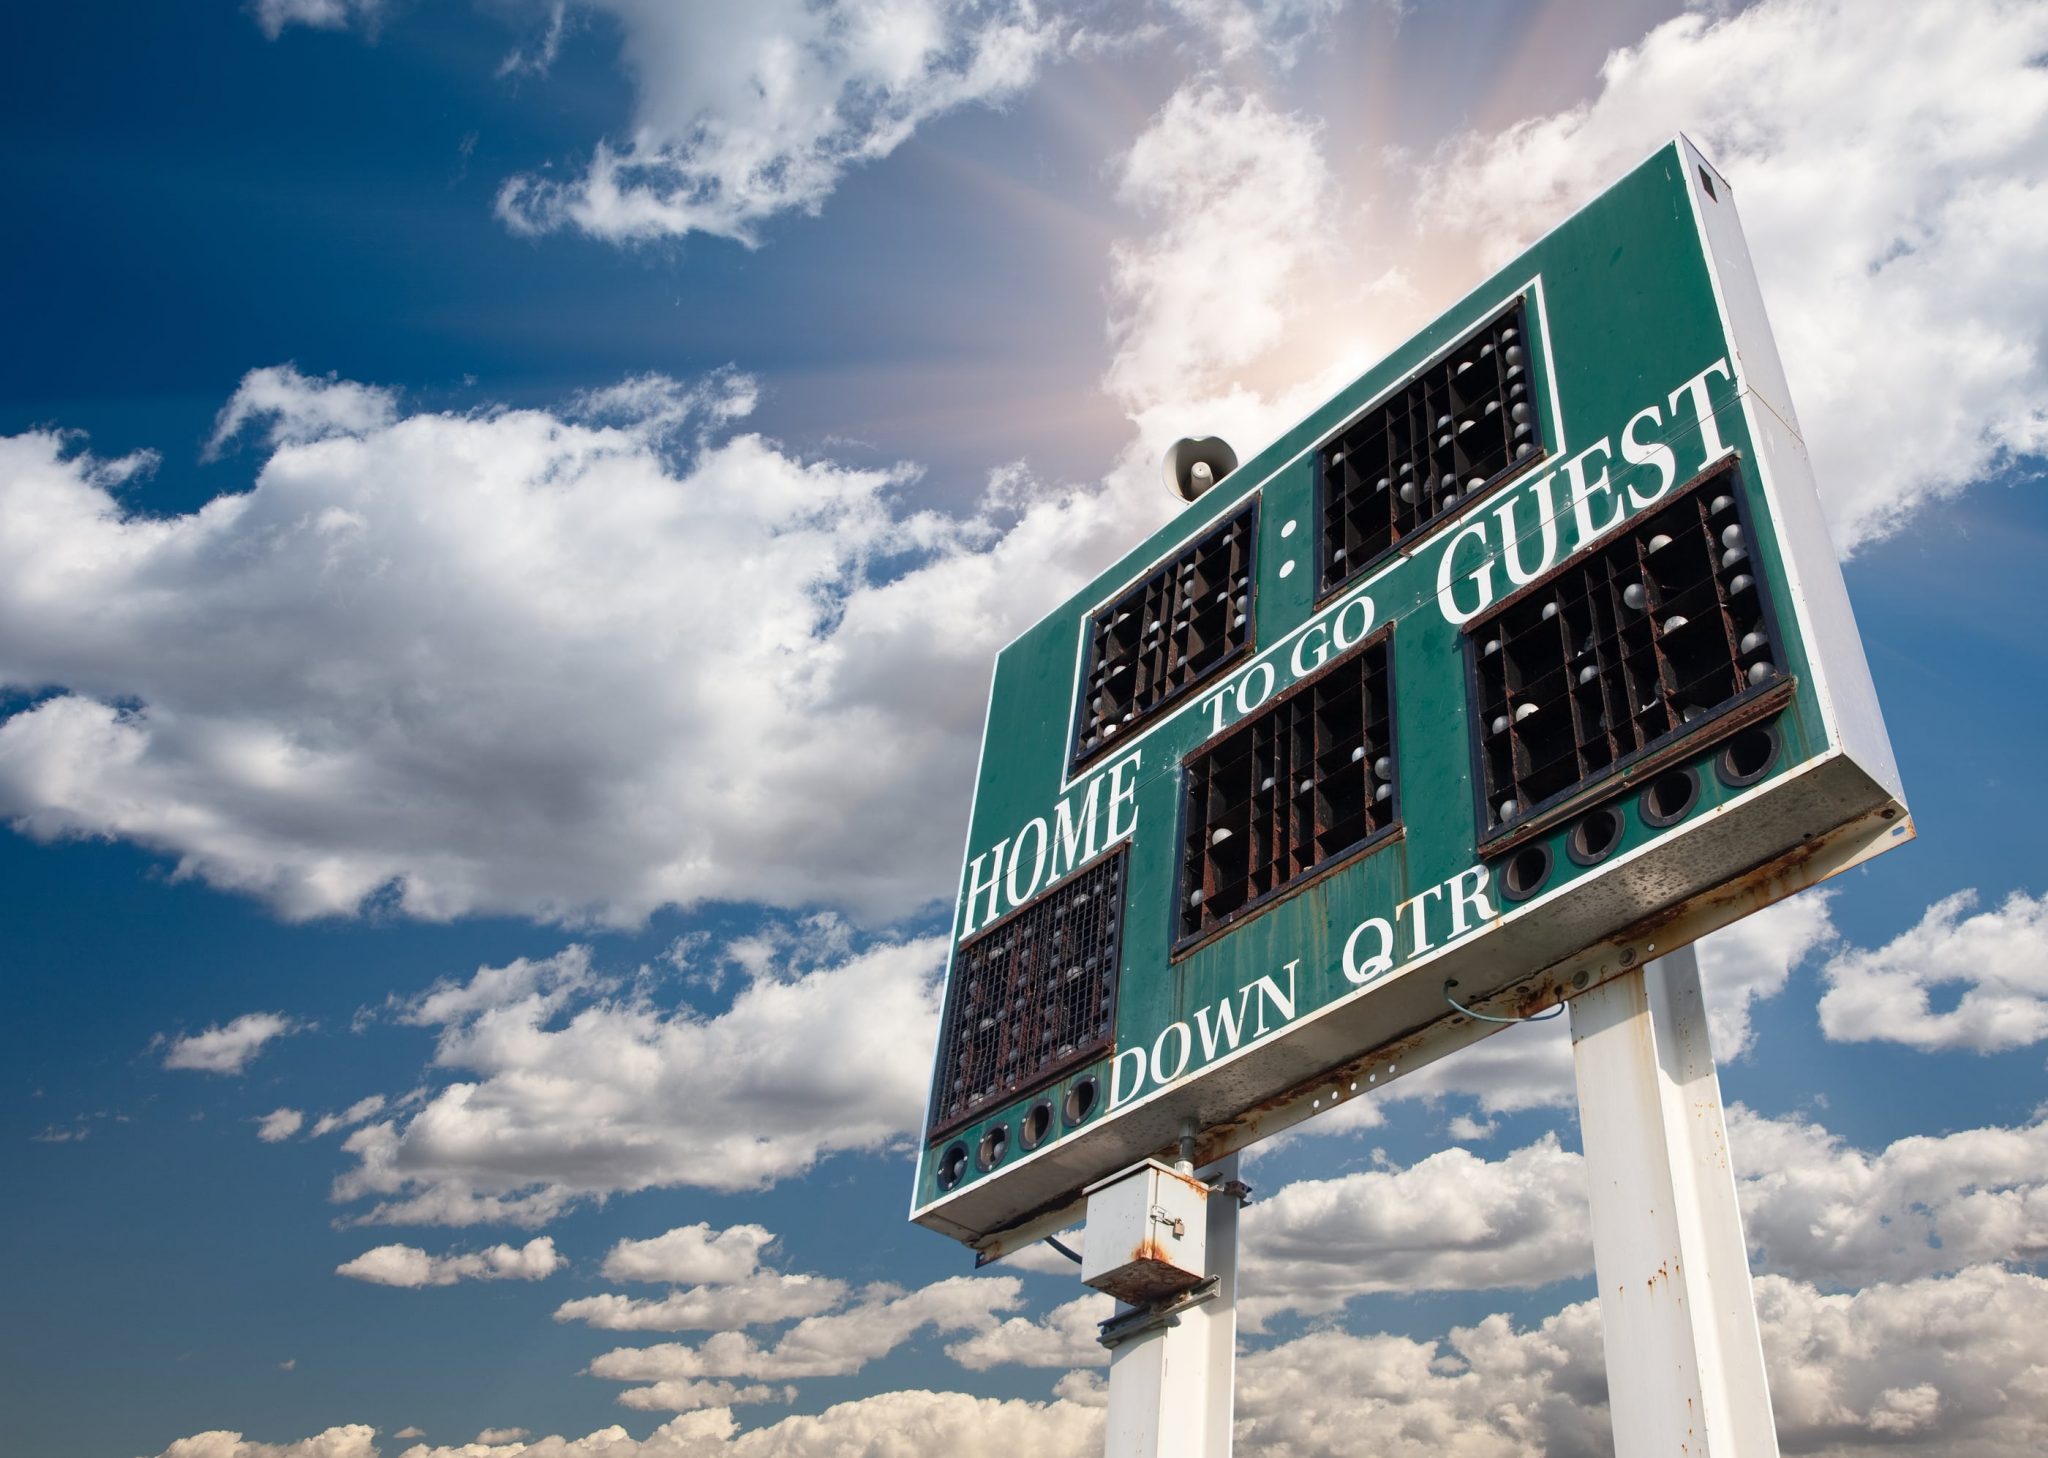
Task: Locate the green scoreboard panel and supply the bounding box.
[911,138,1910,1255]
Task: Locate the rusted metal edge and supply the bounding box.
[964,796,1912,1263]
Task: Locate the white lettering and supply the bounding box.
[1621,404,1678,508]
[1445,864,1496,939]
[1199,689,1230,738]
[1495,473,1560,587]
[1194,987,1252,1061]
[1051,777,1102,881]
[1105,750,1142,844]
[1563,438,1621,543]
[1332,591,1376,651]
[1237,661,1276,715]
[1251,960,1300,1035]
[1005,816,1048,907]
[1397,883,1446,955]
[1151,1022,1193,1084]
[1290,621,1332,680]
[1669,357,1735,465]
[962,841,1007,934]
[1342,916,1397,984]
[1109,1045,1149,1109]
[1435,517,1496,625]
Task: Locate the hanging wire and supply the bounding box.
[1444,978,1564,1024]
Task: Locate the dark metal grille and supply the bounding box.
[1468,466,1785,841]
[928,849,1127,1140]
[1320,302,1537,593]
[1178,636,1396,946]
[1074,504,1256,769]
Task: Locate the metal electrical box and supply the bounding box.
[1081,1159,1210,1305]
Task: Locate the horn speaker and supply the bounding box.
[1162,436,1239,503]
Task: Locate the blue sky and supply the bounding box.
[4,3,2047,1456]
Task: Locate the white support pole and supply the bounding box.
[1569,946,1780,1457]
[1100,1153,1239,1458]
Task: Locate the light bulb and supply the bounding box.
[1739,631,1767,655]
[1748,661,1773,685]
[1623,583,1648,611]
[1374,756,1393,779]
[1722,524,1743,550]
[1647,533,1673,553]
[1729,574,1754,595]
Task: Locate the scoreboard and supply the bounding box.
[911,137,1909,1255]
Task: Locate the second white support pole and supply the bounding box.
[1101,1153,1239,1458]
[1569,946,1781,1457]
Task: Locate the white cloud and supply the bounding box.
[383,1392,1100,1458]
[1225,1105,2048,1332]
[310,1096,386,1139]
[1232,1266,2048,1457]
[472,1431,527,1447]
[587,1275,1022,1388]
[613,1381,796,1414]
[256,1107,305,1143]
[1106,84,1336,415]
[1818,888,2048,1052]
[1730,1106,2048,1286]
[1239,1134,1589,1330]
[496,2,1056,245]
[247,0,383,41]
[161,1012,304,1075]
[332,936,942,1224]
[0,366,1152,927]
[944,1292,1110,1370]
[1696,890,1838,1058]
[1160,0,1343,65]
[168,1269,2048,1455]
[336,1236,563,1287]
[207,365,397,456]
[557,1273,849,1333]
[601,1223,777,1286]
[148,1429,379,1458]
[1410,0,2048,552]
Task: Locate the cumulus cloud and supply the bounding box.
[943,1292,1110,1370]
[1232,1266,2048,1457]
[332,936,942,1224]
[383,1391,1098,1458]
[336,1236,563,1288]
[1225,1104,2048,1333]
[1240,1134,1589,1329]
[601,1223,777,1286]
[587,1275,1022,1394]
[0,365,1159,926]
[556,1273,849,1334]
[1731,1106,2048,1286]
[1160,0,1343,64]
[255,1107,305,1143]
[1106,84,1337,416]
[309,1096,387,1139]
[495,2,1056,245]
[1818,888,2048,1052]
[155,1268,2048,1455]
[147,1428,379,1458]
[161,1012,304,1075]
[1409,0,2048,551]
